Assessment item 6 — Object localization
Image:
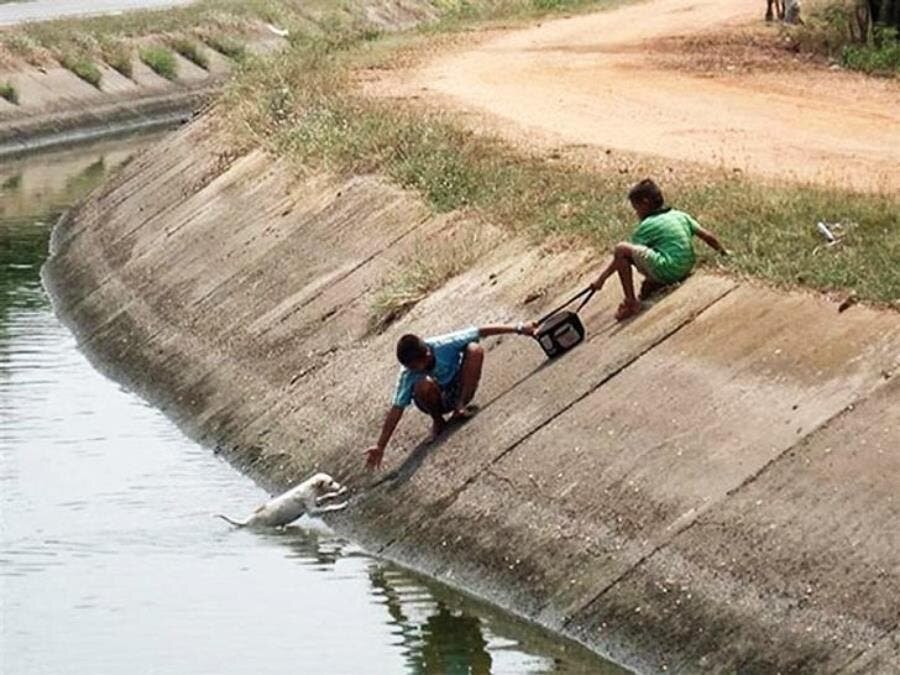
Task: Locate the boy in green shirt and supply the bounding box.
[591,179,727,320]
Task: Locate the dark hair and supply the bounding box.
[628,179,664,210]
[396,334,428,366]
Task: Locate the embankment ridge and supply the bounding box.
[0,30,283,156]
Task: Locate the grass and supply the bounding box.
[169,36,210,70]
[0,0,407,90]
[59,53,103,88]
[0,0,348,65]
[216,1,899,306]
[202,33,247,61]
[140,46,178,80]
[0,81,17,104]
[0,32,51,67]
[370,227,497,331]
[100,38,133,79]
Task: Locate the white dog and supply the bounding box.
[217,473,349,528]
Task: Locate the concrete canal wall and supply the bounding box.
[44,117,900,673]
[0,36,281,157]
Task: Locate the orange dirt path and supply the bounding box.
[391,0,900,192]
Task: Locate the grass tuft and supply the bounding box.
[369,228,495,332]
[59,53,103,87]
[0,81,18,104]
[100,38,133,78]
[202,33,247,61]
[140,45,178,80]
[1,33,49,65]
[531,0,582,8]
[169,36,209,70]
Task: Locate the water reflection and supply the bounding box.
[370,565,494,674]
[1,134,623,675]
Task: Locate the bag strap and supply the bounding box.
[536,286,595,325]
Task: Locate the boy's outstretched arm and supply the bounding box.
[694,225,728,255]
[364,405,404,470]
[478,323,536,338]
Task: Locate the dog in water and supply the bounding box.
[217,473,349,528]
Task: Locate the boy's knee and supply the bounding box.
[613,242,634,258]
[413,376,439,400]
[463,343,484,362]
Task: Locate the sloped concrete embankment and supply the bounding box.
[0,37,283,157]
[0,60,215,156]
[44,118,900,673]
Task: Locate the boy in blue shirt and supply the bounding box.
[364,323,535,470]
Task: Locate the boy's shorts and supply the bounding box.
[414,372,462,415]
[630,245,665,282]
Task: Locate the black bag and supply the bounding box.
[533,286,595,358]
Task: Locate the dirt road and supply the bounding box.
[396,0,900,192]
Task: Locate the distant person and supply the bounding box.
[364,323,535,470]
[591,178,728,320]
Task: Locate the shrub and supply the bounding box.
[140,46,177,80]
[59,54,102,88]
[842,26,900,73]
[0,81,18,104]
[169,36,209,70]
[789,0,900,73]
[788,0,857,56]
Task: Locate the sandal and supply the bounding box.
[615,300,643,321]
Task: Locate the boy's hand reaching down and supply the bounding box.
[364,445,385,471]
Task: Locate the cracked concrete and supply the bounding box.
[44,117,900,673]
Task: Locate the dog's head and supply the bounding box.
[309,472,345,497]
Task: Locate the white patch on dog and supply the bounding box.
[217,472,349,528]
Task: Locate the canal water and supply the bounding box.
[0,134,623,674]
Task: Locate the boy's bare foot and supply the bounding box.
[615,299,643,321]
[426,416,447,443]
[449,404,479,423]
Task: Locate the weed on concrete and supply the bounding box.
[201,34,246,61]
[100,38,133,79]
[169,37,209,70]
[370,226,496,331]
[59,53,103,88]
[140,46,177,80]
[0,81,17,104]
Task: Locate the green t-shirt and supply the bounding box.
[631,207,700,283]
